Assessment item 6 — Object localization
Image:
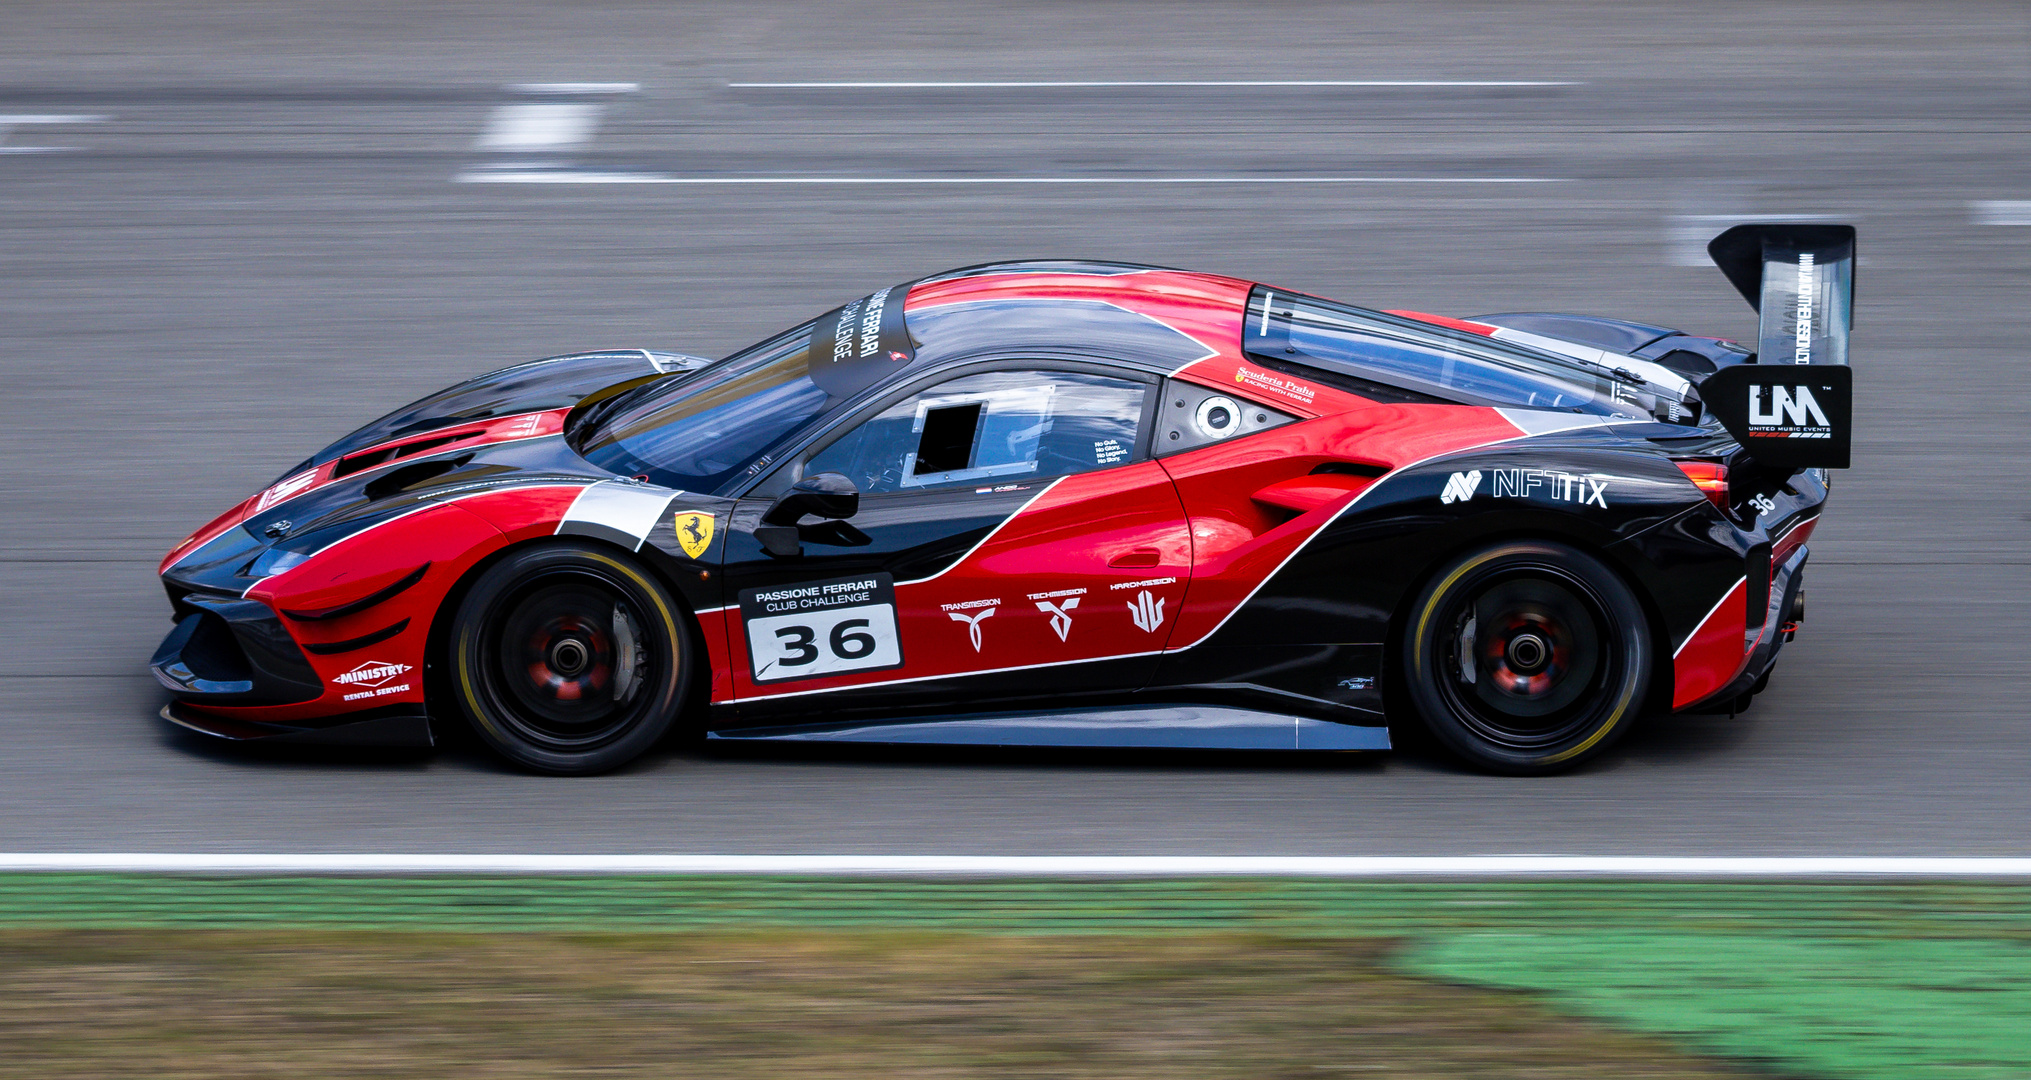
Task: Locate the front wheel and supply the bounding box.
[1403,541,1651,775]
[450,542,692,775]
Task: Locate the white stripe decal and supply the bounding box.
[555,480,679,551]
[1,854,2025,877]
[1673,576,1747,660]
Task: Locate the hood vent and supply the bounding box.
[333,430,479,479]
[363,452,476,501]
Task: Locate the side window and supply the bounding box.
[807,370,1149,495]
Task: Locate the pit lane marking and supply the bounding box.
[3,854,2030,877]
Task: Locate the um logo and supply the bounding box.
[1748,385,1830,428]
[1126,590,1166,633]
[1440,470,1483,505]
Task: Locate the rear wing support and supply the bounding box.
[1701,224,1856,470]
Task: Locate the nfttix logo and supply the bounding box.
[1491,469,1609,508]
[1443,469,1609,508]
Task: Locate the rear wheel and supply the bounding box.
[451,542,690,775]
[1403,541,1651,775]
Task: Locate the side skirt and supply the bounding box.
[707,704,1390,752]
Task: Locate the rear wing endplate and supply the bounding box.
[1701,223,1855,469]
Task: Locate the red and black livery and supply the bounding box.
[154,225,1855,774]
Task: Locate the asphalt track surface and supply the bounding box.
[2,1,2028,856]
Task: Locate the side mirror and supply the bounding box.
[756,472,860,558]
[764,472,859,525]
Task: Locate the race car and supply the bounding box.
[152,224,1855,775]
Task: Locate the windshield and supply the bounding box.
[577,322,832,493]
[1244,286,1647,419]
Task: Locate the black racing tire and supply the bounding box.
[450,541,691,775]
[1403,541,1651,775]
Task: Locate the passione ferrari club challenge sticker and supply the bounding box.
[740,573,904,683]
[806,282,918,399]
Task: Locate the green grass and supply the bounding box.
[0,875,2026,1078]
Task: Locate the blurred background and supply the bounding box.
[1,1,2028,858]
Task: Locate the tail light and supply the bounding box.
[1674,460,1729,510]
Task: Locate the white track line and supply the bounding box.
[457,173,1566,185]
[728,80,1579,88]
[2,855,2029,877]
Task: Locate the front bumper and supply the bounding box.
[153,594,434,748]
[150,594,324,707]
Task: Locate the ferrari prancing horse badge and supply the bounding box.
[672,511,715,560]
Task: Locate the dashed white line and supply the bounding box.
[728,80,1580,89]
[1,854,2028,877]
[1666,212,1841,266]
[0,113,108,154]
[474,102,606,151]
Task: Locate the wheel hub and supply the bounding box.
[488,578,652,744]
[547,637,591,677]
[1506,631,1549,673]
[1443,570,1608,742]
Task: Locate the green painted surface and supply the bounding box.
[1,874,2028,1079]
[1405,931,2031,1080]
[1,875,2029,937]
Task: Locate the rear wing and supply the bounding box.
[1701,223,1855,470]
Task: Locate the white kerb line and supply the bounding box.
[458,174,1567,185]
[3,854,2031,877]
[727,80,1580,88]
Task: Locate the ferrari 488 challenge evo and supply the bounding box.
[152,224,1855,775]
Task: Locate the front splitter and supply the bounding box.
[161,702,434,748]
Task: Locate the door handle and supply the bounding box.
[1108,548,1162,568]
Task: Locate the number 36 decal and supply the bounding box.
[739,573,905,683]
